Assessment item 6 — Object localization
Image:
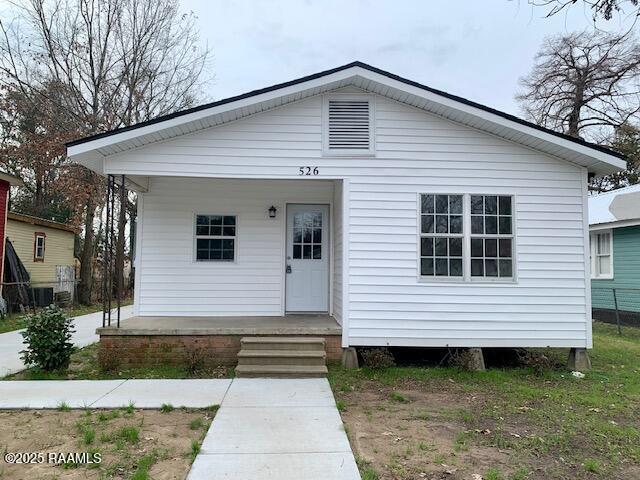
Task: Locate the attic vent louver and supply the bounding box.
[327,99,372,151]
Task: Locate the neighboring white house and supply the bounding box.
[68,62,624,358]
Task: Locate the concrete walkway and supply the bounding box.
[0,378,231,408]
[0,376,360,479]
[0,306,134,377]
[188,378,360,480]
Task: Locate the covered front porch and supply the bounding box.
[97,175,349,370]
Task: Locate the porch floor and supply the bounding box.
[97,314,342,336]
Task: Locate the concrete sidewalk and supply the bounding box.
[0,376,360,479]
[0,306,134,377]
[188,378,360,480]
[0,378,231,408]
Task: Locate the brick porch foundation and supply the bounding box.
[99,334,343,367]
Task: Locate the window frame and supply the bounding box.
[322,94,376,156]
[33,232,46,262]
[193,213,238,263]
[417,193,518,284]
[590,229,613,280]
[418,193,466,280]
[469,194,516,283]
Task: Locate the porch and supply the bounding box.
[97,314,343,367]
[98,313,342,336]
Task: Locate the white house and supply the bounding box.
[67,62,624,373]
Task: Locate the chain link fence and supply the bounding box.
[592,286,640,334]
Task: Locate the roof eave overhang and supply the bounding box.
[590,218,640,231]
[67,64,626,176]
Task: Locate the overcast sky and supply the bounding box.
[181,0,633,116]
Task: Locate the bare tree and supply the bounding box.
[0,0,211,304]
[527,0,640,23]
[517,30,640,142]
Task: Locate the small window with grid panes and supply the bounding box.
[195,215,236,261]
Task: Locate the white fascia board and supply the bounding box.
[590,218,640,231]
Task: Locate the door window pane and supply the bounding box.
[292,211,323,260]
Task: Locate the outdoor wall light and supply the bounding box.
[268,206,277,218]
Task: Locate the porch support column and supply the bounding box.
[341,347,358,369]
[567,348,591,371]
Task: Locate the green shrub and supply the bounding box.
[20,306,75,371]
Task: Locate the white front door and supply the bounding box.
[286,204,329,312]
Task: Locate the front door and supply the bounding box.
[286,204,329,312]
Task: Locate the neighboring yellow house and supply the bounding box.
[5,212,77,298]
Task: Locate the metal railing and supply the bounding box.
[102,174,127,329]
[591,286,640,335]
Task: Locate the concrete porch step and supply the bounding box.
[237,336,329,377]
[240,336,326,351]
[237,349,326,366]
[234,364,328,378]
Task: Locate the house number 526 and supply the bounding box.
[298,166,319,176]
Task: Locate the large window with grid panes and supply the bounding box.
[419,194,515,281]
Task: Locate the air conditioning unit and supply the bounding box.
[29,287,54,307]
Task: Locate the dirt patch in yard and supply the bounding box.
[338,380,521,480]
[0,406,215,479]
[331,326,640,480]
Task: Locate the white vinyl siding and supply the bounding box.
[137,178,333,316]
[107,91,589,348]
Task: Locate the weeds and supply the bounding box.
[189,440,201,461]
[81,426,96,445]
[130,453,158,480]
[189,418,204,430]
[389,392,409,403]
[584,458,601,473]
[355,456,379,480]
[484,467,502,480]
[116,425,139,444]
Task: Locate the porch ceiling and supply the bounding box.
[97,314,342,336]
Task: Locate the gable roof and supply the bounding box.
[589,184,640,228]
[67,61,626,175]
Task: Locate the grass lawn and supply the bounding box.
[0,404,217,479]
[329,322,640,480]
[0,301,133,335]
[5,343,233,380]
